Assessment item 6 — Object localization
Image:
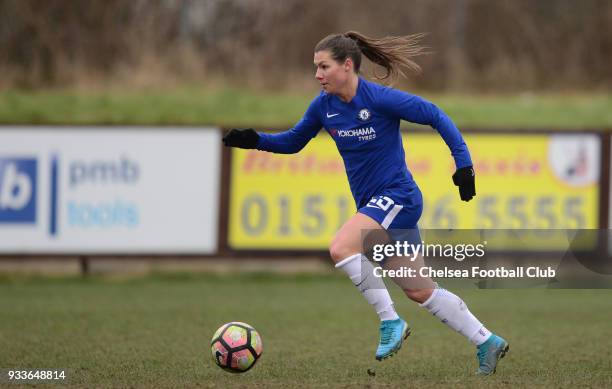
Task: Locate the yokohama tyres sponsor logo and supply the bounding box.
[337,126,375,137]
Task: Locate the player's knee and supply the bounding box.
[403,288,433,304]
[329,240,353,263]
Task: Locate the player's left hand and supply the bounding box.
[452,166,475,202]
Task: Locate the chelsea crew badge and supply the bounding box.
[358,108,371,121]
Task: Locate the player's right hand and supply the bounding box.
[222,128,260,149]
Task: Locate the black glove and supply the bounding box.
[452,166,476,202]
[222,128,260,149]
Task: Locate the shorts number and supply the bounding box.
[368,196,395,211]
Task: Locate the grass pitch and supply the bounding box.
[1,88,611,129]
[1,272,611,388]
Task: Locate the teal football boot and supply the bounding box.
[476,334,509,375]
[375,318,411,361]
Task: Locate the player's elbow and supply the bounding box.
[293,143,308,153]
[284,142,308,154]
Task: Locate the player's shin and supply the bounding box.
[419,287,491,345]
[335,254,399,321]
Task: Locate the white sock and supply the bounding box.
[420,287,491,345]
[335,254,399,322]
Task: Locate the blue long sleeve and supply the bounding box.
[376,88,472,168]
[251,78,473,210]
[256,96,322,154]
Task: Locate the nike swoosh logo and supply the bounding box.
[356,274,369,291]
[326,113,340,118]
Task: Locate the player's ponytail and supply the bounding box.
[315,31,428,82]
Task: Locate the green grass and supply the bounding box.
[0,88,611,129]
[1,272,611,388]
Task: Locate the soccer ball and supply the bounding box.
[210,322,263,373]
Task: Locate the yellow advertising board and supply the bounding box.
[228,132,600,249]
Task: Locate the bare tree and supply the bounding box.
[0,0,610,90]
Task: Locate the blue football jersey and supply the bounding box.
[257,77,472,208]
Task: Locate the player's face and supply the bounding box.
[314,50,352,94]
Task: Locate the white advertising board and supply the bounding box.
[0,127,220,254]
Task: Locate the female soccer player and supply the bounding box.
[222,31,508,375]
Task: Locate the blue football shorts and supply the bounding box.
[358,184,423,245]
